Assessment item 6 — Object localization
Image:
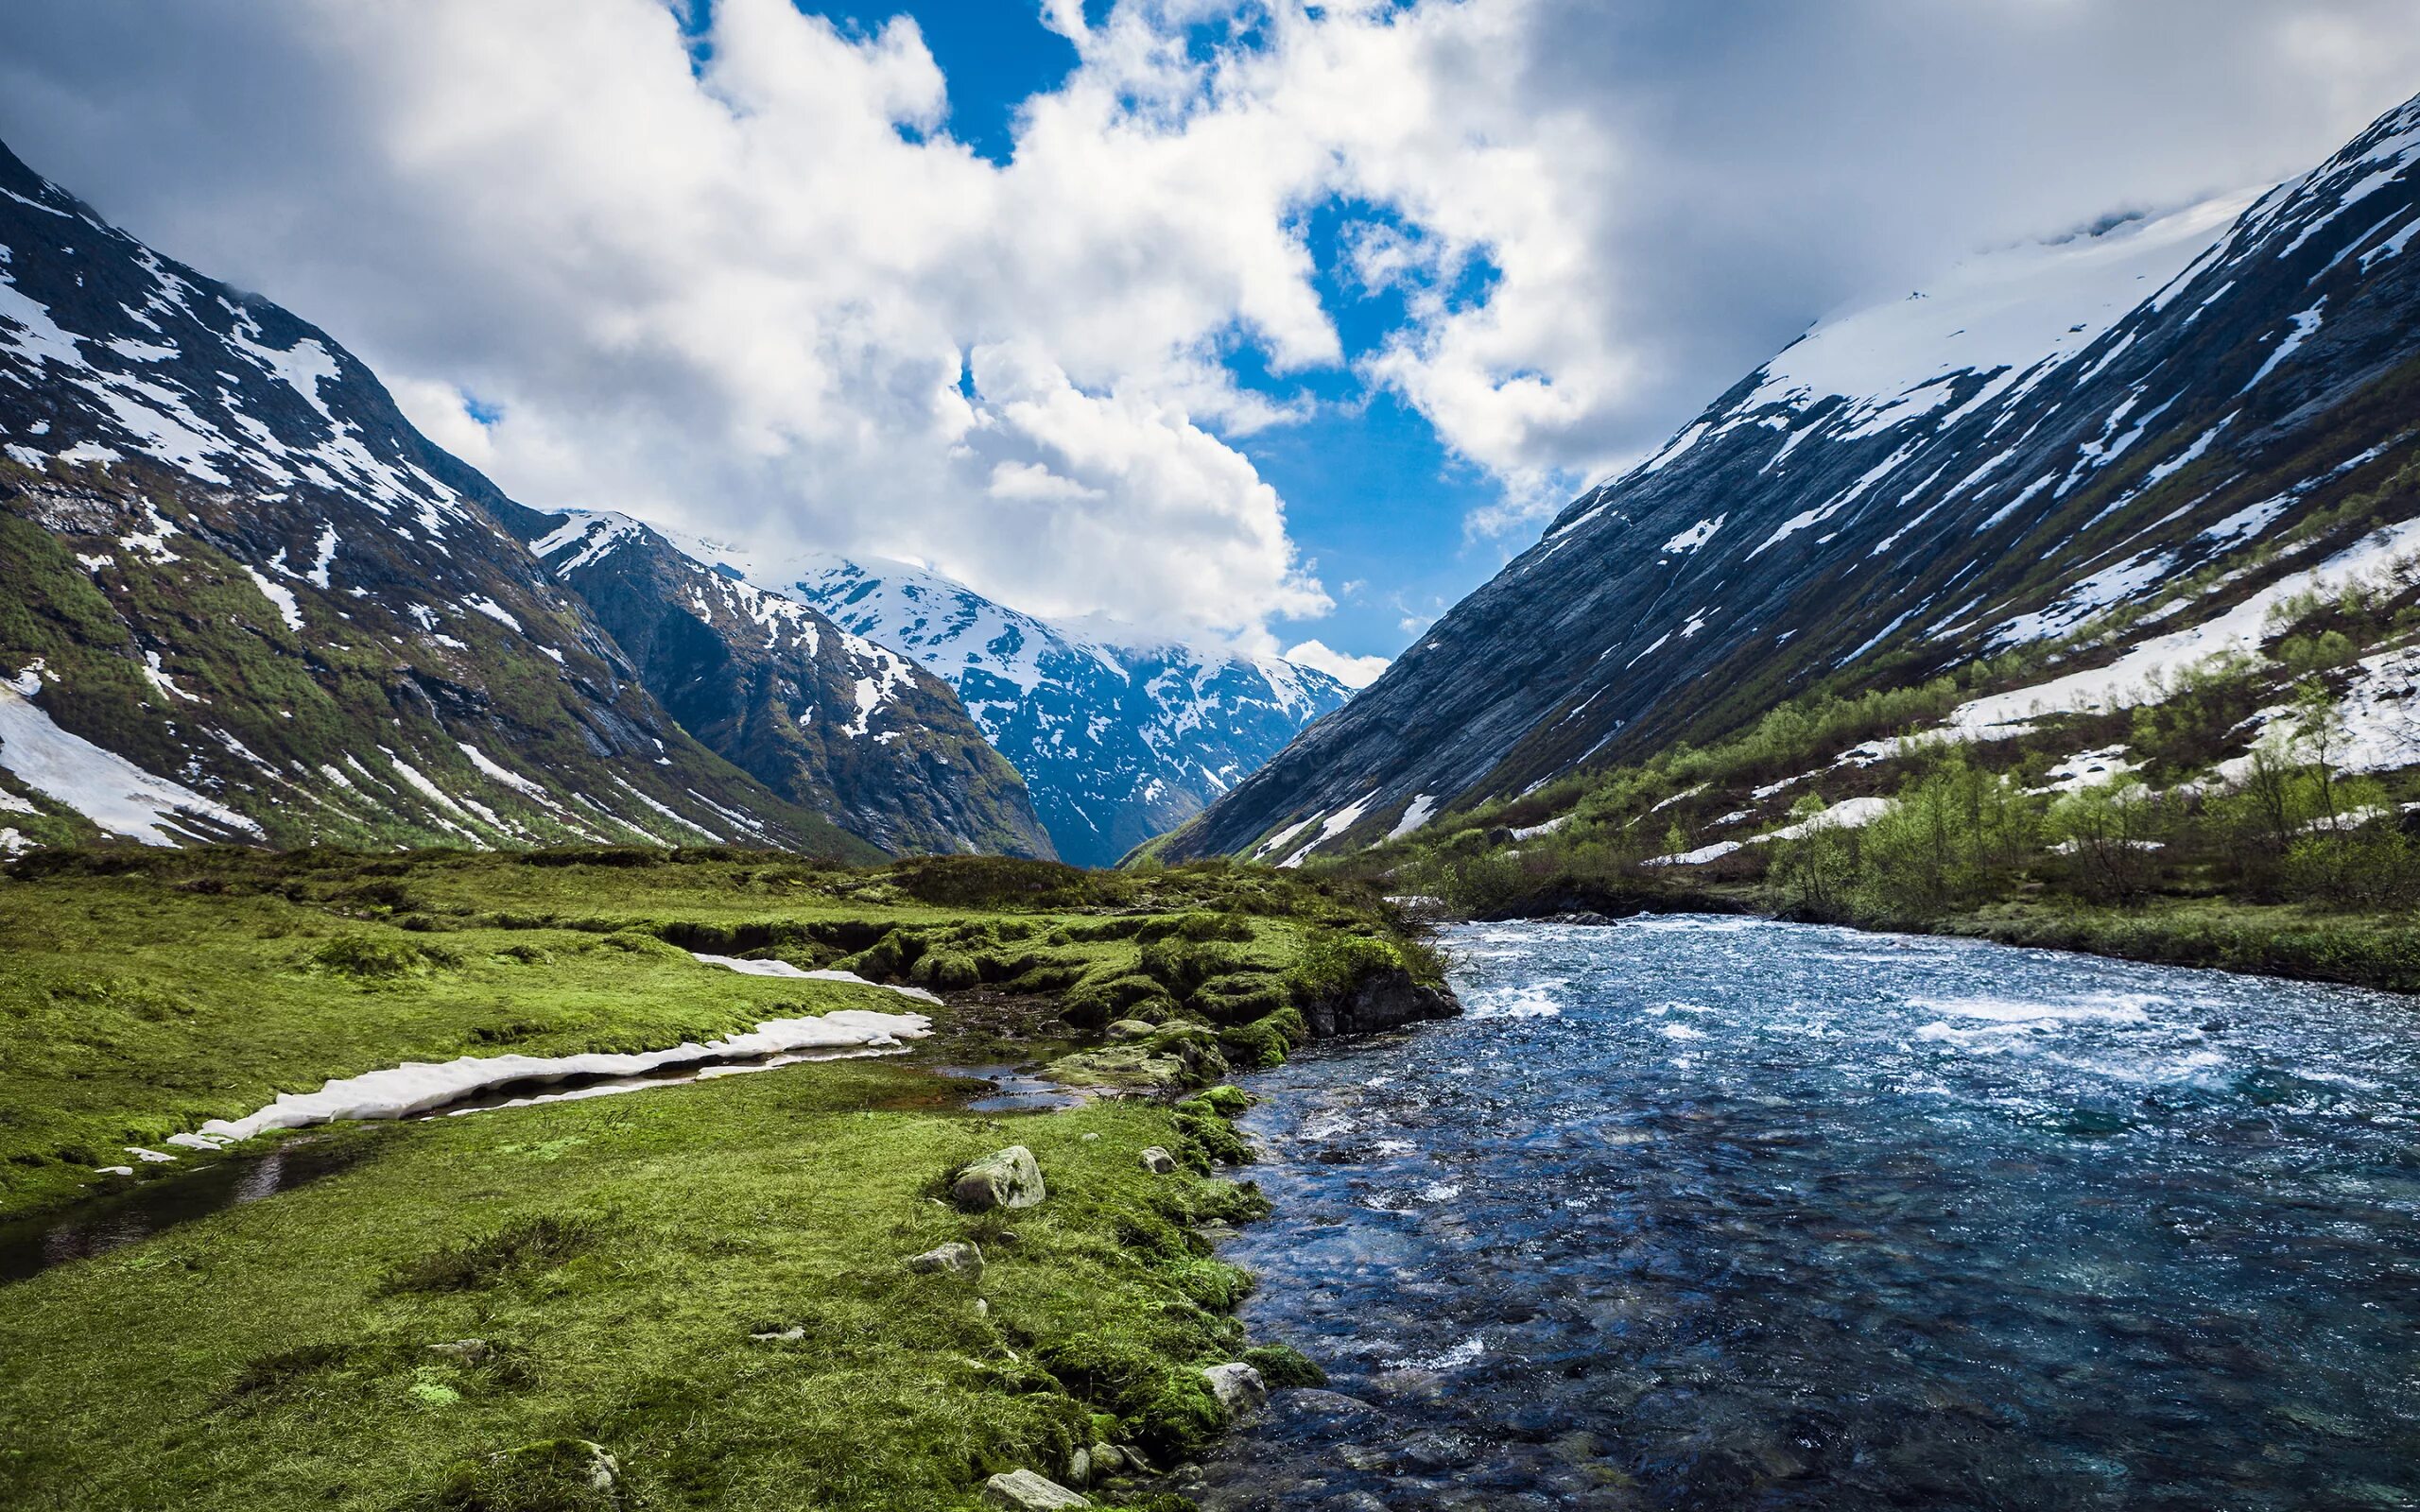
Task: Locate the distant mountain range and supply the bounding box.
[1166,88,2420,861]
[547,523,1355,867]
[0,133,1348,862]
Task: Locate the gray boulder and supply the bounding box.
[1138,1145,1179,1175]
[906,1241,984,1280]
[981,1468,1090,1508]
[953,1146,1046,1211]
[1201,1361,1270,1418]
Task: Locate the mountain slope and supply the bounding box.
[525,511,1053,858]
[661,544,1353,866]
[1168,89,2420,863]
[0,138,991,858]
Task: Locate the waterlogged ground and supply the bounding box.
[1196,918,2420,1512]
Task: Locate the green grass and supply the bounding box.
[0,847,1437,1510]
[0,1058,1267,1511]
[0,848,1433,1220]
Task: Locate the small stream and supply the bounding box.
[1196,917,2420,1512]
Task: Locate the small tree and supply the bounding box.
[2049,776,2162,903]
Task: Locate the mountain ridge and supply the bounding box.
[0,137,1031,858]
[1164,88,2420,863]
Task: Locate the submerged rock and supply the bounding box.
[1201,1361,1270,1418]
[1138,1145,1179,1175]
[954,1146,1046,1211]
[981,1468,1090,1508]
[907,1241,984,1280]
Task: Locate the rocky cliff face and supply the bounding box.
[670,546,1353,867]
[1169,90,2420,863]
[526,511,1052,859]
[0,138,1021,858]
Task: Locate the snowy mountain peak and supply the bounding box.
[624,539,1354,865]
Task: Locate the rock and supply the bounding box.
[1302,969,1459,1039]
[974,1297,990,1319]
[750,1326,805,1342]
[1087,1445,1123,1478]
[426,1339,492,1365]
[1064,1446,1090,1488]
[1138,1145,1179,1175]
[953,1146,1046,1211]
[1080,1132,1100,1143]
[906,1241,985,1280]
[1201,1362,1270,1418]
[1107,1019,1157,1040]
[981,1468,1090,1508]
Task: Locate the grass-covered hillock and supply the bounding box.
[0,846,1452,1510]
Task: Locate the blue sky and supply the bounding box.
[6,0,2416,680]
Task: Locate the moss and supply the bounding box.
[309,934,462,979]
[1216,1006,1307,1070]
[1240,1343,1326,1389]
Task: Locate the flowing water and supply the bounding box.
[1194,918,2420,1512]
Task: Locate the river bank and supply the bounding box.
[0,847,1450,1512]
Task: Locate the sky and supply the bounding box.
[3,2,2419,687]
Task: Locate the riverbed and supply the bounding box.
[1195,917,2420,1511]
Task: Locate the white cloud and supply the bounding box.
[3,0,2417,635]
[1284,638,1390,689]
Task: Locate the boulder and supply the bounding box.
[907,1241,984,1280]
[1138,1145,1179,1175]
[1106,1019,1157,1040]
[953,1146,1046,1211]
[981,1469,1090,1509]
[1064,1446,1091,1488]
[1302,969,1458,1039]
[1201,1362,1269,1418]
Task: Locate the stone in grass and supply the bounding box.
[425,1338,491,1365]
[981,1468,1091,1508]
[954,1146,1046,1211]
[1201,1362,1270,1418]
[1138,1145,1179,1175]
[907,1240,984,1280]
[441,1438,621,1510]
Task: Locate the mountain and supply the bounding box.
[1167,88,2420,863]
[524,511,1052,858]
[0,138,1029,858]
[654,543,1353,867]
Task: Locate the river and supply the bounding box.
[1193,917,2420,1511]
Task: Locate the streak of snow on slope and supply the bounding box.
[1949,514,2420,738]
[0,683,262,842]
[1744,192,2258,426]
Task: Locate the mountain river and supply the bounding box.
[1191,917,2420,1511]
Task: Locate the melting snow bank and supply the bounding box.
[689,952,944,1005]
[0,682,262,843]
[197,1009,931,1142]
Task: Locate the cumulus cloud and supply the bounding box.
[3,0,2417,641]
[1283,639,1392,689]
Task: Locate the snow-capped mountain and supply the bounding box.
[1168,88,2420,862]
[0,137,1033,857]
[525,511,1051,858]
[657,542,1353,866]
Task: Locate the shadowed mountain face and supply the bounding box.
[525,512,1052,859]
[1169,90,2420,863]
[0,139,1029,857]
[668,545,1354,867]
